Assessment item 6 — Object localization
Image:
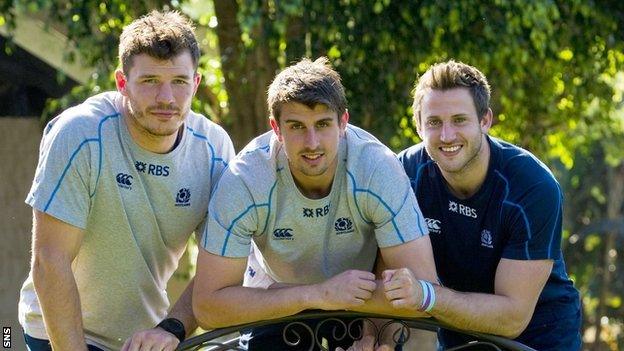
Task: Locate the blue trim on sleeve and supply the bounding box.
[245,144,270,154]
[212,179,278,256]
[92,113,119,197]
[346,169,405,243]
[218,204,260,255]
[259,180,278,235]
[413,204,426,237]
[45,138,99,211]
[495,170,532,259]
[346,170,372,225]
[45,113,120,210]
[186,126,229,180]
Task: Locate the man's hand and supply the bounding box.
[335,335,393,351]
[382,268,423,311]
[120,328,179,351]
[314,270,377,310]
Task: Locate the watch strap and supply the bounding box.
[156,317,186,342]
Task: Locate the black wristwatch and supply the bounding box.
[156,318,186,342]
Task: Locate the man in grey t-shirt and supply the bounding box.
[19,11,234,351]
[192,57,438,350]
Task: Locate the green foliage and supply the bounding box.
[229,0,623,163]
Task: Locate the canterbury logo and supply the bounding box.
[272,228,293,240]
[116,173,133,189]
[425,218,441,233]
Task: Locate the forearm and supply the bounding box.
[194,284,316,329]
[166,279,197,337]
[32,259,87,351]
[270,280,428,318]
[432,286,530,338]
[352,280,427,318]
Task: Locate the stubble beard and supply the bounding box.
[126,99,184,137]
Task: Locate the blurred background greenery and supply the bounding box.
[1,0,622,349]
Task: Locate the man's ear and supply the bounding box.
[480,108,493,133]
[269,117,283,142]
[414,116,423,140]
[193,72,202,95]
[115,70,128,96]
[339,110,349,136]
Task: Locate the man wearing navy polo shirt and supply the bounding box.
[394,60,581,350]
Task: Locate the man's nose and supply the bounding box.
[440,122,456,143]
[156,83,175,105]
[304,128,320,149]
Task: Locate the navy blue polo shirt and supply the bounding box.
[398,136,581,351]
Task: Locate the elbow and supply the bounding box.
[498,312,531,339]
[192,295,212,329]
[31,252,50,290]
[31,249,69,289]
[192,292,225,330]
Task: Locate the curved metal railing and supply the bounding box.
[177,311,536,351]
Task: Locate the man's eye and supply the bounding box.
[317,121,329,128]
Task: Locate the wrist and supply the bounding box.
[156,317,186,342]
[416,280,436,312]
[303,283,324,310]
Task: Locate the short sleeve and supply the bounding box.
[26,117,92,229]
[209,127,236,187]
[200,167,259,258]
[502,179,562,260]
[194,126,236,234]
[362,155,429,248]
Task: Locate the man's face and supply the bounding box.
[116,51,200,141]
[270,102,348,192]
[418,87,491,175]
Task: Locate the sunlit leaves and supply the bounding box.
[585,234,602,252]
[559,48,574,61]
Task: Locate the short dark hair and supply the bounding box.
[267,57,347,121]
[413,60,491,123]
[118,10,200,74]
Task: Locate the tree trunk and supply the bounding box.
[592,163,624,350]
[213,0,276,150]
[285,14,306,62]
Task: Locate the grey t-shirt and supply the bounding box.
[201,125,428,284]
[19,91,234,350]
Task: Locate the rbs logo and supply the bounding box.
[303,204,331,218]
[135,160,170,177]
[148,164,170,176]
[448,200,477,218]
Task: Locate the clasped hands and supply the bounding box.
[313,267,425,312]
[312,268,426,351]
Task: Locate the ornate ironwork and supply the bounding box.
[176,311,536,351]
